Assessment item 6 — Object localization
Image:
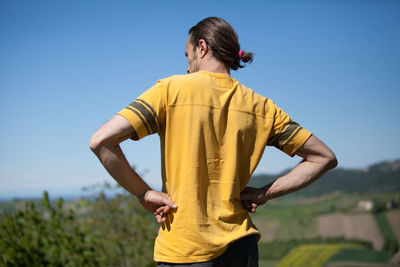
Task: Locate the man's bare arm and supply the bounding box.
[240,134,338,212]
[89,115,177,223]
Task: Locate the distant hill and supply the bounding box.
[248,159,400,198]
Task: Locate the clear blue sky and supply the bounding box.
[1,0,399,198]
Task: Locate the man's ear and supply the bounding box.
[197,38,208,58]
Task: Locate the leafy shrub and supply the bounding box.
[0,182,159,267]
[0,191,99,266]
[81,183,158,267]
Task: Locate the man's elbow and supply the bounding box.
[325,152,338,170]
[89,131,109,155]
[89,134,101,155]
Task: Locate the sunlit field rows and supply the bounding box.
[276,243,364,267]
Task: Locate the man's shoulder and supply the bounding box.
[227,82,279,118]
[157,72,202,84]
[155,73,206,93]
[236,82,270,105]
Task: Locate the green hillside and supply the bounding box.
[249,159,400,198]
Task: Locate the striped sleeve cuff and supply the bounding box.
[117,98,159,140]
[268,120,312,157]
[280,127,313,157]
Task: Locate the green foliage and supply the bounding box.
[0,191,99,266]
[82,182,158,267]
[0,181,159,267]
[249,160,400,197]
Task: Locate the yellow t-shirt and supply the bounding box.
[117,70,312,263]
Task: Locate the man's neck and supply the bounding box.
[199,57,230,76]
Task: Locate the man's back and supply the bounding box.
[90,16,336,267]
[117,70,311,263]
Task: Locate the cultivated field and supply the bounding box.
[325,261,390,267]
[318,212,384,250]
[386,210,400,242]
[252,215,280,242]
[276,244,364,267]
[275,216,318,240]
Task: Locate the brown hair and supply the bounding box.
[188,17,253,71]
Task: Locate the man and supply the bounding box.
[89,17,337,267]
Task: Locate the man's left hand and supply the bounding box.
[139,190,178,223]
[240,186,269,213]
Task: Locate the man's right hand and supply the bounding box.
[139,190,178,223]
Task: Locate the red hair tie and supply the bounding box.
[238,50,243,60]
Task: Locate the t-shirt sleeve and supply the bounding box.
[116,80,166,141]
[267,100,313,157]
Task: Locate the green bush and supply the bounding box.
[0,183,159,267]
[82,183,158,267]
[0,191,99,266]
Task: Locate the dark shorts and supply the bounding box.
[157,234,259,267]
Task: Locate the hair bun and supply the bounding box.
[240,51,254,64]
